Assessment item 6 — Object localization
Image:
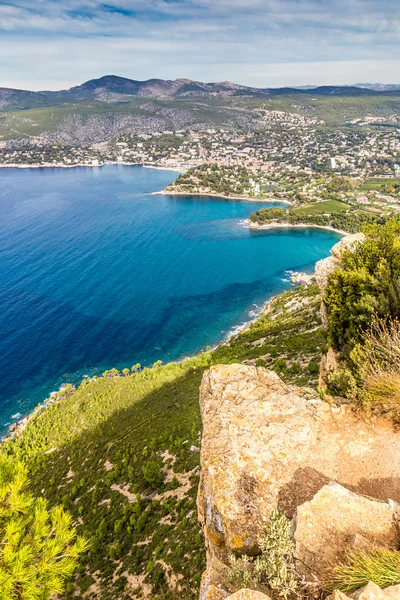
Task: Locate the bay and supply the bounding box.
[0,164,340,431]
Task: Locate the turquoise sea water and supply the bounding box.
[0,164,340,432]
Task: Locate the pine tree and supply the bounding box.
[0,456,89,599]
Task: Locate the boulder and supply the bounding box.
[327,591,353,600]
[383,585,400,600]
[350,582,389,600]
[293,483,398,578]
[198,364,400,593]
[327,583,400,600]
[227,591,271,599]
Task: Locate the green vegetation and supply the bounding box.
[324,219,400,425]
[0,456,88,600]
[325,219,400,349]
[357,178,400,192]
[325,547,400,593]
[294,200,350,215]
[167,164,252,197]
[2,282,324,598]
[228,511,298,599]
[250,204,386,234]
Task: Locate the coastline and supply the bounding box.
[247,220,347,236]
[152,189,291,204]
[0,161,184,171]
[1,270,313,442]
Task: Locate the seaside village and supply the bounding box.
[1,113,400,202]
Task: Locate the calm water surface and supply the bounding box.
[0,165,340,430]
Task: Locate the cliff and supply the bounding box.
[197,234,400,599]
[197,363,400,599]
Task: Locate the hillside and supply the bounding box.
[1,76,400,147]
[3,282,325,599]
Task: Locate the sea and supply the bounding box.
[0,164,341,433]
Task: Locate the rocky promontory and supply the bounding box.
[197,363,400,599]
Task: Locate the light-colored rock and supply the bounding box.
[319,347,340,390]
[330,232,365,260]
[293,483,397,578]
[350,581,388,600]
[383,585,400,600]
[326,590,353,600]
[328,583,400,600]
[201,583,229,600]
[226,590,271,599]
[198,364,400,593]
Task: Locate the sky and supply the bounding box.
[0,0,399,90]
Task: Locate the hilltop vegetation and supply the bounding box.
[2,282,325,599]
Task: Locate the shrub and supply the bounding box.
[325,219,400,351]
[325,546,400,593]
[274,359,287,375]
[307,358,320,375]
[142,460,164,488]
[228,510,298,598]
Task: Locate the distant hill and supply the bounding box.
[352,83,400,92]
[39,76,384,100]
[0,87,52,111]
[0,76,399,113]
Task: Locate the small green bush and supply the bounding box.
[228,510,298,598]
[142,460,164,488]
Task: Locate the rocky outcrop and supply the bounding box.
[327,582,400,600]
[293,482,398,578]
[198,364,400,596]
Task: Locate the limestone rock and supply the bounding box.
[350,582,388,600]
[330,232,365,260]
[326,591,353,600]
[383,585,400,600]
[319,347,340,390]
[328,583,400,600]
[293,483,397,578]
[226,590,271,599]
[201,584,229,600]
[198,364,400,593]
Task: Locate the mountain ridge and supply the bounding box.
[1,75,400,112]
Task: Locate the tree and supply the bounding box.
[325,219,400,350]
[0,457,89,599]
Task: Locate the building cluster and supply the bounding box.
[0,118,398,181]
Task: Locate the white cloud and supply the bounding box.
[0,0,399,88]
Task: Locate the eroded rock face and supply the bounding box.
[293,482,398,578]
[198,364,400,594]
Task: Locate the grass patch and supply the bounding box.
[325,547,400,593]
[293,200,350,215]
[357,178,400,191]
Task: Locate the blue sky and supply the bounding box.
[0,0,399,89]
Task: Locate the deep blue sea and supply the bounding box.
[0,164,340,432]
